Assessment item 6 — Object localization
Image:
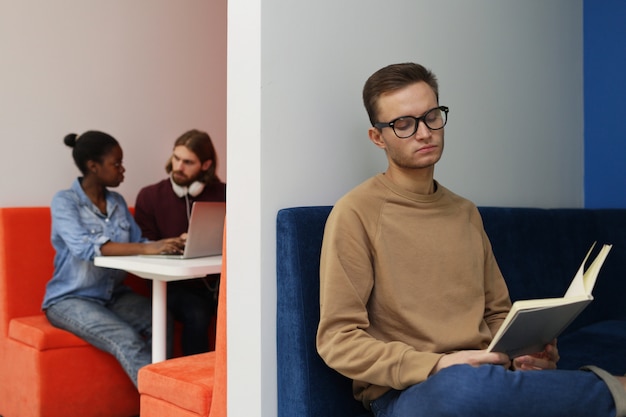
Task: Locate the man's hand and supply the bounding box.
[432,350,511,374]
[512,339,559,371]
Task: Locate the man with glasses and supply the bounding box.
[316,62,626,417]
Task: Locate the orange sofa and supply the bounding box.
[137,225,227,417]
[0,207,140,417]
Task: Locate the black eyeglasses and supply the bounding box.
[373,106,449,139]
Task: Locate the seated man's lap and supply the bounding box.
[371,364,615,417]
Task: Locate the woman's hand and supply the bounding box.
[144,237,186,255]
[101,237,185,256]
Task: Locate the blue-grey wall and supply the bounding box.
[584,1,626,208]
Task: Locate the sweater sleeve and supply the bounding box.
[316,204,443,391]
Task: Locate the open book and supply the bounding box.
[487,242,612,358]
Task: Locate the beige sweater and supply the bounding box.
[316,173,511,408]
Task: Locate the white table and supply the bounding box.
[94,255,222,363]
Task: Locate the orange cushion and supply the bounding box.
[9,315,89,350]
[141,395,202,417]
[138,352,216,416]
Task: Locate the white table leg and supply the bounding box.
[152,280,167,363]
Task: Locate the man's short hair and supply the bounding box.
[165,129,220,184]
[362,62,439,126]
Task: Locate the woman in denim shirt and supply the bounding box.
[43,131,185,387]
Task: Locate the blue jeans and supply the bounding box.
[45,290,152,387]
[370,364,616,417]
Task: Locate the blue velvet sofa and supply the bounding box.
[276,206,626,417]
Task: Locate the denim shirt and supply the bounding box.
[42,178,147,309]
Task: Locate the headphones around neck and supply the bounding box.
[170,176,205,198]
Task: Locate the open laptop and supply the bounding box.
[145,201,226,259]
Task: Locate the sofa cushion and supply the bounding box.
[138,352,216,415]
[9,315,89,350]
[277,206,372,417]
[1,206,141,417]
[141,395,203,417]
[0,207,54,333]
[479,207,626,333]
[557,320,626,374]
[276,206,626,417]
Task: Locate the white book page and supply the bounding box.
[564,243,612,298]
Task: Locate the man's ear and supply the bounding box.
[201,159,213,171]
[368,127,386,150]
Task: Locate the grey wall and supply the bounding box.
[227,1,583,416]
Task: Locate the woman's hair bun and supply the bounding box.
[63,133,78,147]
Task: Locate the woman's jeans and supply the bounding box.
[45,290,152,387]
[370,364,616,417]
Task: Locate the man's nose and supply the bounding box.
[414,120,433,140]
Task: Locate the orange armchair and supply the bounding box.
[0,207,140,417]
[137,224,227,417]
